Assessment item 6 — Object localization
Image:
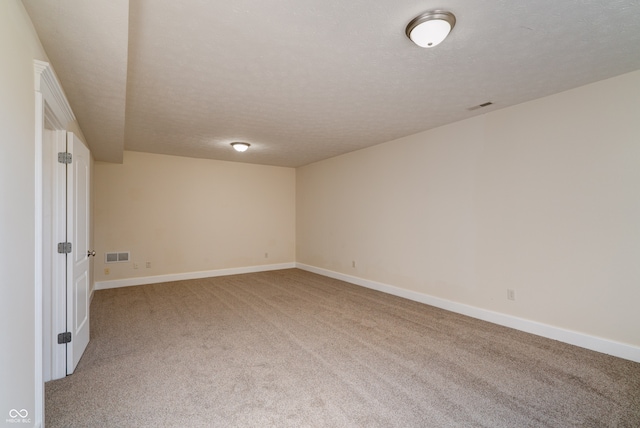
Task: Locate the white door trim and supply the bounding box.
[34,60,76,427]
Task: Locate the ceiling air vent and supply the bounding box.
[105,251,130,263]
[467,101,493,111]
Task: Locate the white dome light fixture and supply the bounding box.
[406,10,456,48]
[231,142,250,152]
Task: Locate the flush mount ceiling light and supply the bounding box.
[231,142,250,152]
[406,10,456,48]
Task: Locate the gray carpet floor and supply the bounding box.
[45,269,640,427]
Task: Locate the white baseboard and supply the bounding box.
[94,262,296,290]
[296,263,640,363]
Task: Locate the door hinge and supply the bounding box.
[57,332,72,344]
[57,242,72,254]
[58,152,72,164]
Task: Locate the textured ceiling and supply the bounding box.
[23,0,640,167]
[23,0,129,163]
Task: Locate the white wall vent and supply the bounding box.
[105,251,130,263]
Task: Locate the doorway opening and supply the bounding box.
[35,60,93,426]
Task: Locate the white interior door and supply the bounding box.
[66,132,91,374]
[43,129,68,382]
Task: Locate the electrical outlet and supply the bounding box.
[352,261,356,268]
[507,289,516,301]
[133,262,139,269]
[104,268,110,275]
[146,261,151,268]
[265,252,269,258]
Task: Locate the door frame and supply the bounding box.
[34,60,77,426]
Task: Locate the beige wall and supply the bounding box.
[297,70,640,347]
[94,151,296,282]
[0,1,47,424]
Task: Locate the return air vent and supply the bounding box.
[105,251,130,263]
[467,101,494,111]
